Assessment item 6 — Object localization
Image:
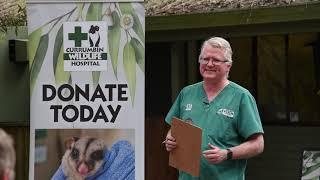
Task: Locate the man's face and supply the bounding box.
[199,45,232,82]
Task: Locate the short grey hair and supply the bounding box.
[0,129,15,180]
[199,37,233,63]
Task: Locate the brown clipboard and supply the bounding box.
[169,117,202,177]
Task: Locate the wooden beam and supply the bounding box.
[146,20,320,42]
[146,2,320,32]
[171,42,185,101]
[187,41,198,84]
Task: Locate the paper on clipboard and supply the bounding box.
[169,117,202,177]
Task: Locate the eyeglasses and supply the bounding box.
[199,57,229,65]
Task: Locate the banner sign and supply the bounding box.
[27,1,144,179]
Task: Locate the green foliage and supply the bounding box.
[302,151,320,178]
[0,4,27,33]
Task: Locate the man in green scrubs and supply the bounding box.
[164,37,264,180]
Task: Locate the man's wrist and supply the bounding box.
[223,149,228,160]
[226,148,233,160]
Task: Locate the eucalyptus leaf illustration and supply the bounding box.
[123,41,136,106]
[108,11,121,78]
[68,75,72,84]
[53,25,63,75]
[77,3,84,11]
[119,3,145,42]
[29,7,76,71]
[92,72,100,87]
[131,38,144,73]
[30,34,49,93]
[76,3,85,20]
[28,28,42,69]
[55,46,70,84]
[86,3,103,21]
[86,3,103,86]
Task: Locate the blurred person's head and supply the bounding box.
[0,129,15,180]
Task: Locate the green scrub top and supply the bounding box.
[165,81,264,180]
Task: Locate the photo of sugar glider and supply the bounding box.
[61,136,105,180]
[50,131,135,180]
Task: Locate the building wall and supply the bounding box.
[0,26,29,125]
[247,126,320,180]
[0,26,29,180]
[0,27,29,180]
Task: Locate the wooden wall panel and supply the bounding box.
[1,126,29,180]
[145,116,178,180]
[247,126,320,180]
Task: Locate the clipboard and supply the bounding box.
[169,117,202,177]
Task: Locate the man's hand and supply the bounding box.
[164,130,177,152]
[203,143,228,164]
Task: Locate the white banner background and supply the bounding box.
[27,2,144,179]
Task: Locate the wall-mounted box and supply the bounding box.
[9,39,28,63]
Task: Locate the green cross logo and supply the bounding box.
[68,26,87,47]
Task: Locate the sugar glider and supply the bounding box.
[88,25,100,47]
[61,136,105,180]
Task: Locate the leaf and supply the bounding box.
[119,3,145,42]
[68,75,72,84]
[53,25,63,75]
[86,3,103,86]
[123,41,136,106]
[55,46,70,84]
[86,3,103,21]
[77,3,84,15]
[28,28,42,69]
[108,11,121,78]
[30,34,49,94]
[92,72,100,87]
[131,38,144,73]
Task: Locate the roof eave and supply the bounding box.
[146,2,320,32]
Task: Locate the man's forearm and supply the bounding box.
[229,134,264,160]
